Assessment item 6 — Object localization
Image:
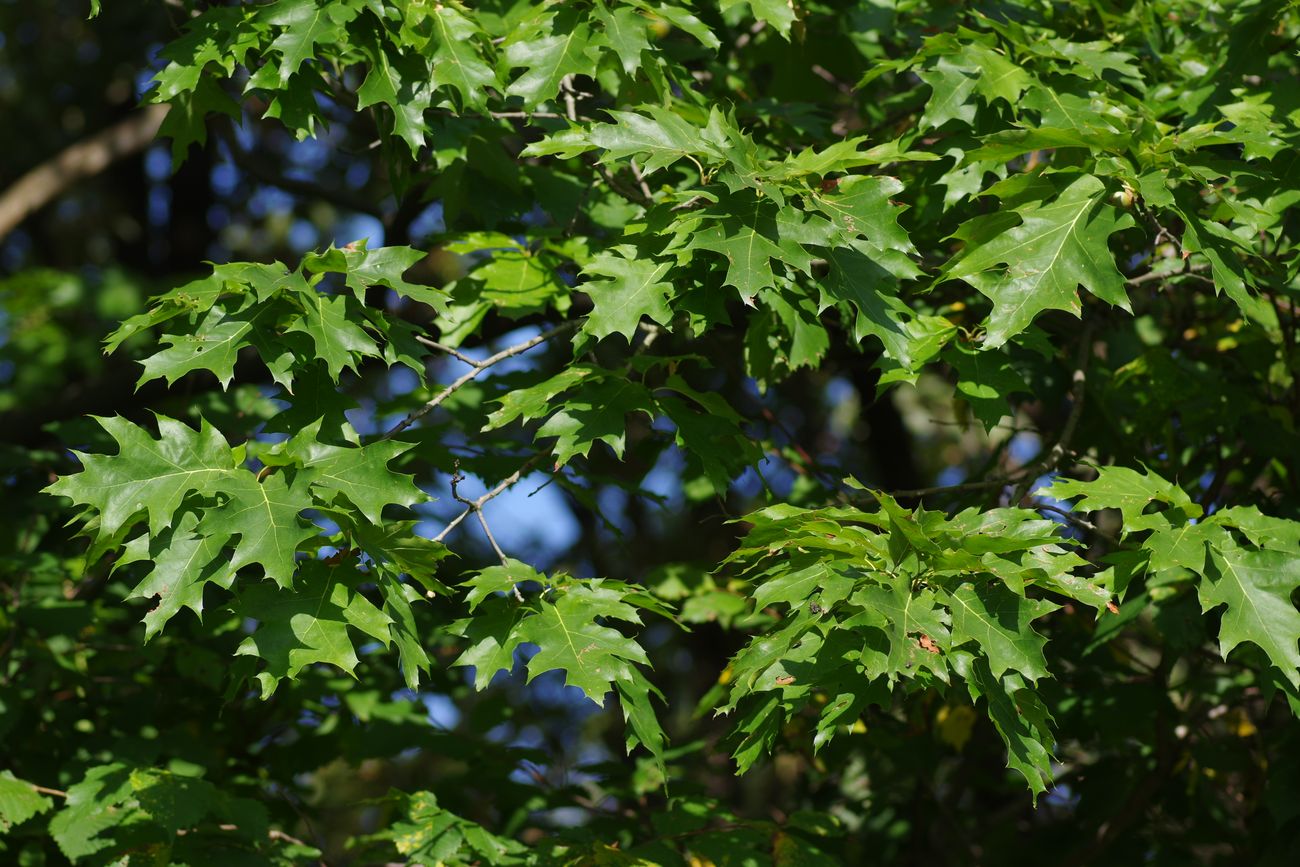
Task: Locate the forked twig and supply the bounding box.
[437,459,538,585]
[382,322,578,440]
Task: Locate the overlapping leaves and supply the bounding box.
[45,411,436,695]
[716,492,1107,797]
[452,562,669,771]
[1045,466,1300,688]
[43,0,1300,842]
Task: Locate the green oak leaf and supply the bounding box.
[1022,87,1130,136]
[127,513,237,640]
[537,378,657,464]
[303,243,444,310]
[558,580,648,624]
[720,0,796,38]
[1143,516,1222,574]
[723,611,818,703]
[248,61,329,138]
[1027,37,1142,82]
[948,174,1135,347]
[287,289,380,381]
[262,0,357,85]
[964,658,1055,801]
[945,341,1030,429]
[852,580,951,679]
[129,769,220,838]
[821,245,917,365]
[204,470,317,589]
[137,304,260,389]
[756,285,831,374]
[812,175,916,269]
[628,0,719,49]
[378,574,433,691]
[517,589,650,704]
[503,15,593,107]
[483,365,596,430]
[687,202,786,303]
[104,273,228,354]
[594,2,651,74]
[286,420,427,523]
[613,667,668,774]
[0,771,53,831]
[1205,93,1289,161]
[451,600,527,690]
[462,559,545,611]
[234,561,394,697]
[962,41,1031,106]
[580,247,675,341]
[1042,465,1200,534]
[213,260,307,302]
[472,251,569,317]
[356,46,434,158]
[429,4,498,109]
[966,126,1130,164]
[48,764,135,861]
[775,137,939,179]
[1201,546,1300,688]
[151,7,259,100]
[387,792,526,864]
[1176,204,1262,321]
[919,55,981,130]
[157,76,240,164]
[586,107,723,174]
[947,583,1059,681]
[656,389,764,494]
[346,519,452,596]
[730,693,783,773]
[1209,506,1300,552]
[45,415,235,541]
[263,363,361,444]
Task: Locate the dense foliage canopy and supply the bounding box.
[3,0,1300,864]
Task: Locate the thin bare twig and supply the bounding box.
[266,828,313,848]
[629,159,654,201]
[491,111,567,120]
[1125,262,1212,287]
[438,459,537,591]
[810,63,852,94]
[434,459,538,545]
[176,824,313,849]
[593,161,651,205]
[1033,500,1119,544]
[634,321,663,355]
[382,321,578,440]
[475,510,510,566]
[556,75,650,207]
[413,336,478,367]
[276,787,327,862]
[874,474,1028,500]
[561,75,579,124]
[449,461,509,563]
[1011,321,1094,504]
